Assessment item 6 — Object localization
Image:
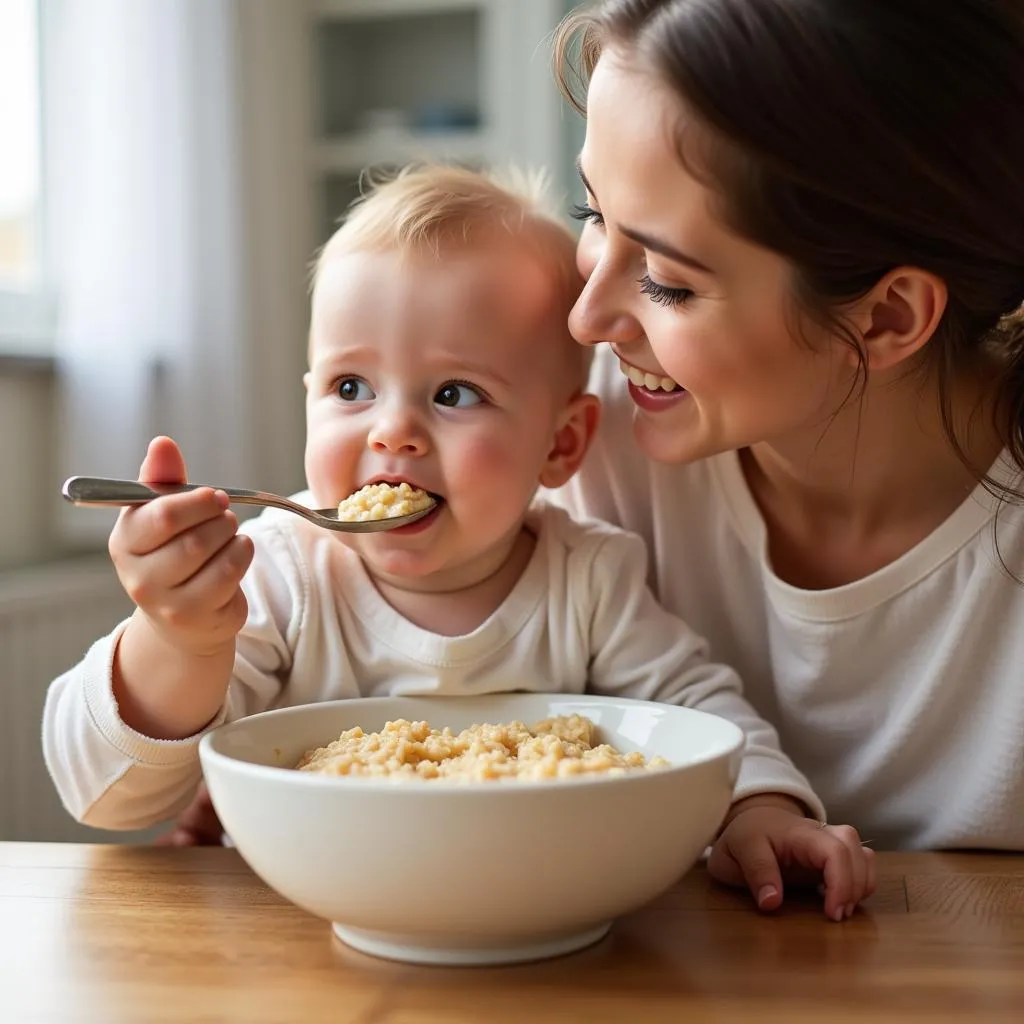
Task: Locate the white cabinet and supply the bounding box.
[306,0,575,242]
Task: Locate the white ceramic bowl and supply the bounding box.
[199,694,743,966]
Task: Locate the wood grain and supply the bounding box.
[1,843,1021,1023]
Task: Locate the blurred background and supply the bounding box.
[0,0,585,841]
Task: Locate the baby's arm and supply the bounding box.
[41,515,301,831]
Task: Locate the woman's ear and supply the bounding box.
[538,392,602,489]
[846,267,948,371]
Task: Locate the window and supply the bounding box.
[0,0,52,354]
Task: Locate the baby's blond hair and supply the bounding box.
[310,163,589,386]
[315,163,567,265]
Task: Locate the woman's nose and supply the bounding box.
[570,234,644,348]
[367,405,429,456]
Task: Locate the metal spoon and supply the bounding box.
[61,477,438,533]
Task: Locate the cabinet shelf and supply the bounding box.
[306,0,573,243]
[311,0,482,21]
[313,129,490,174]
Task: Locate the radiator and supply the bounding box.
[0,556,145,842]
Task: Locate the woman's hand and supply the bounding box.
[707,794,876,921]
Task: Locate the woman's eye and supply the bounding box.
[337,377,375,401]
[434,382,483,408]
[638,274,694,310]
[569,202,605,227]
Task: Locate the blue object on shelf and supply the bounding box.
[412,104,480,132]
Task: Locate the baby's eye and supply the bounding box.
[434,382,482,408]
[337,376,375,402]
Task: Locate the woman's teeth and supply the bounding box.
[619,359,681,393]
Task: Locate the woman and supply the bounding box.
[552,0,1024,887]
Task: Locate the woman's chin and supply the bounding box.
[632,413,704,465]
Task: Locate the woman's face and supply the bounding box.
[570,51,855,464]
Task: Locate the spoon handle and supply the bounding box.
[62,476,267,507]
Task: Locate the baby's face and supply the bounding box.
[304,239,581,586]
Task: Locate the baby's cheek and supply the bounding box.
[448,436,532,498]
[305,423,360,504]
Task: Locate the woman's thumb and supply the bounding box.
[138,436,188,485]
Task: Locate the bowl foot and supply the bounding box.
[332,921,612,966]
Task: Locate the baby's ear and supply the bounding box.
[539,392,601,489]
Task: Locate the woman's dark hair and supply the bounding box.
[556,0,1024,497]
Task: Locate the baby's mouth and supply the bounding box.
[618,358,682,393]
[367,479,445,510]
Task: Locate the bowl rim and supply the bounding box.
[198,694,746,796]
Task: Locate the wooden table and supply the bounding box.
[1,843,1021,1023]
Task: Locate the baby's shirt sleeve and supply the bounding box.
[579,526,826,821]
[40,515,306,831]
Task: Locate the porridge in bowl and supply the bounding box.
[199,694,744,966]
[295,713,670,781]
[337,482,433,522]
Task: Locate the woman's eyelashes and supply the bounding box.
[638,274,694,310]
[569,201,604,227]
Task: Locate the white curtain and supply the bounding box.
[45,0,250,542]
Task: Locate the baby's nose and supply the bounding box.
[367,410,429,456]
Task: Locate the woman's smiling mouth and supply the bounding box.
[617,357,689,411]
[617,357,682,393]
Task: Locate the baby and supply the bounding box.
[43,165,873,920]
